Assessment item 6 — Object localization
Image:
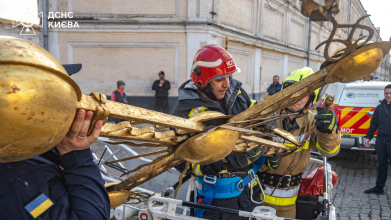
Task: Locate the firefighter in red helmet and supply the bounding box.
[172,45,268,220]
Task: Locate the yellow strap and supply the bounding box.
[238,90,242,95]
[264,195,298,206]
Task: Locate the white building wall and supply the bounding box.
[0,0,389,103]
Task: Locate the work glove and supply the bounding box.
[314,108,337,134]
[266,154,282,170]
[230,145,267,168]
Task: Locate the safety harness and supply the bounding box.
[194,156,267,217]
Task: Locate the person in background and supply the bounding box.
[111,80,128,123]
[152,71,170,113]
[264,75,282,99]
[364,84,391,195]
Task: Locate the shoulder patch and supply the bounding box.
[25,192,53,219]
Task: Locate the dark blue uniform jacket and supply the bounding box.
[367,99,391,140]
[266,83,282,96]
[0,148,110,220]
[171,79,264,220]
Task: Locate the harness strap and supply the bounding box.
[194,156,267,217]
[258,172,302,188]
[196,176,243,198]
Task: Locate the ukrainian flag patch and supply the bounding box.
[24,192,54,218]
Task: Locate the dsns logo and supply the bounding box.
[12,5,41,35]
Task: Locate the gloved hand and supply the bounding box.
[314,109,337,134]
[230,145,267,168]
[266,154,282,170]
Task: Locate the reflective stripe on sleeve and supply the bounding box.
[316,142,340,157]
[188,107,208,117]
[249,99,256,108]
[280,142,310,151]
[316,132,341,157]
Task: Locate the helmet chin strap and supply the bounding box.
[200,83,221,101]
[286,94,315,115]
[299,94,315,114]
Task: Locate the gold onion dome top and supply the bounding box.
[0,35,81,100]
[0,36,82,163]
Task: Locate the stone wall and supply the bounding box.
[0,0,389,108]
[57,31,186,96]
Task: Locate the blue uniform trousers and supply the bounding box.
[375,137,391,187]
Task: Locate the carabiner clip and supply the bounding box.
[250,176,265,204]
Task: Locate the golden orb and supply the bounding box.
[0,36,81,162]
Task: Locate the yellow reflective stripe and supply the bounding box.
[316,142,340,156]
[238,90,242,95]
[340,107,354,119]
[316,132,341,156]
[188,107,208,117]
[248,147,264,159]
[191,164,203,176]
[198,107,207,114]
[249,99,256,108]
[265,195,298,206]
[188,108,196,117]
[359,118,371,129]
[264,186,299,197]
[264,185,299,205]
[282,142,310,151]
[342,107,372,127]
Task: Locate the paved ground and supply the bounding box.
[91,127,390,220]
[304,149,391,220]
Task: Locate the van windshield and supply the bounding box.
[320,83,339,98]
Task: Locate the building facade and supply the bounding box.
[1,0,390,110]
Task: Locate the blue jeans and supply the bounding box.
[375,137,391,187]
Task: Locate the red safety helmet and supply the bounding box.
[190,45,241,88]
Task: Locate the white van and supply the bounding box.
[317,81,391,150]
